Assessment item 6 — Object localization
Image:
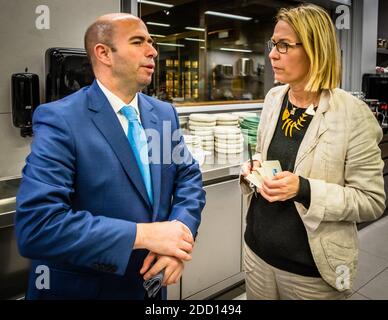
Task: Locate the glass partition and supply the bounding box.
[138,0,334,105]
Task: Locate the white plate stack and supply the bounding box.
[231,112,258,125]
[214,126,244,154]
[188,113,216,152]
[183,134,205,165]
[215,113,239,127]
[183,134,201,150]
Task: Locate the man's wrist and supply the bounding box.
[134,223,146,249]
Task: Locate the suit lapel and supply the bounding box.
[86,81,152,210]
[138,94,162,222]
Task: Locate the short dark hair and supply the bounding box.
[84,20,117,65]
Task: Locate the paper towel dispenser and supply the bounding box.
[11,70,40,137]
[45,48,94,102]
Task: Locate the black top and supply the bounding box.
[244,94,320,277]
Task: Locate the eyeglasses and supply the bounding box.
[267,40,302,54]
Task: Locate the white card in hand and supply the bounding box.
[245,170,264,188]
[257,167,268,179]
[262,160,282,178]
[244,160,282,189]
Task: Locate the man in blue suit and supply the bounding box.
[15,13,205,300]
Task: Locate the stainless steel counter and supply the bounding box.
[0,177,19,229]
[200,150,248,183]
[0,177,28,300]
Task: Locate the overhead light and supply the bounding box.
[150,33,166,38]
[220,48,252,53]
[156,43,185,47]
[185,27,206,32]
[138,0,173,8]
[146,21,170,27]
[205,11,252,21]
[184,38,205,42]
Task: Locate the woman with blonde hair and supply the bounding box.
[240,4,385,300]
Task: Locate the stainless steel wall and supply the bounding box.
[0,0,121,179]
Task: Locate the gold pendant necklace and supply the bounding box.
[281,97,307,138]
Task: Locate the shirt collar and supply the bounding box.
[96,79,139,116]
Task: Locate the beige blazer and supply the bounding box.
[241,84,386,291]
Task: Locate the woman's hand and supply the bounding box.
[240,160,261,177]
[259,171,300,202]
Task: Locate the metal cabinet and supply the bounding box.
[167,282,180,300]
[181,179,242,299]
[0,199,30,300]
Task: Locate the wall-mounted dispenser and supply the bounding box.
[45,48,94,102]
[11,69,40,137]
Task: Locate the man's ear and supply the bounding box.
[94,43,113,66]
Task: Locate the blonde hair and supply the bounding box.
[276,4,341,92]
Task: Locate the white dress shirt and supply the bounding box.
[96,79,141,135]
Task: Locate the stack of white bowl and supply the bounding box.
[214,126,244,154]
[215,113,239,127]
[188,113,216,152]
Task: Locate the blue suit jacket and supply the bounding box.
[15,80,205,300]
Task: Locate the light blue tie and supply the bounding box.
[120,106,153,204]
